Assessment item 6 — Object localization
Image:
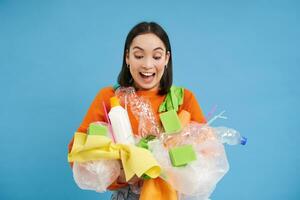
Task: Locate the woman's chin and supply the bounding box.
[135,81,159,91]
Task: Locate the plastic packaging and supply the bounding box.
[213,127,247,145]
[162,122,216,149]
[148,122,230,197]
[72,160,121,193]
[115,87,161,137]
[108,96,135,144]
[71,87,247,199]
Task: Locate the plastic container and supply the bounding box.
[213,127,247,145]
[108,96,135,144]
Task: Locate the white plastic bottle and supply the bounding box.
[108,96,135,145]
[213,127,247,145]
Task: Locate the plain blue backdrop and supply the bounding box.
[1,1,299,199]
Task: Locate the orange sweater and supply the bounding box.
[68,86,206,191]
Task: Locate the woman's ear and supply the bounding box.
[165,51,170,66]
[125,49,129,65]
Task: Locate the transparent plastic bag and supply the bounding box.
[73,160,120,193]
[148,122,229,197]
[162,122,216,148]
[178,193,213,200]
[115,87,161,137]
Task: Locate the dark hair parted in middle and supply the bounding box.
[117,21,173,95]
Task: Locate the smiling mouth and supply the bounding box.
[139,72,155,78]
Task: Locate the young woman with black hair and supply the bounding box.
[69,22,206,200]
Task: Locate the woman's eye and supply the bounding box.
[134,55,143,59]
[154,56,161,60]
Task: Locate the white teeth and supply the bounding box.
[141,72,154,76]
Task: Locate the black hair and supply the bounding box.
[117,21,173,95]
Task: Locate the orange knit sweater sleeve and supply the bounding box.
[77,87,115,133]
[180,88,207,124]
[68,87,114,153]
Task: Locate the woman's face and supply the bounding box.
[126,33,170,91]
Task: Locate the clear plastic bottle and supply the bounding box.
[213,127,247,145]
[108,96,135,145]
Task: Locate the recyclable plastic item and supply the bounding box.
[115,87,161,137]
[178,109,191,128]
[72,160,121,193]
[108,96,135,144]
[148,122,230,197]
[213,127,247,145]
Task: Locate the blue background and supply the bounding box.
[1,1,299,199]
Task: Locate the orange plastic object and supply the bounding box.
[110,96,121,108]
[178,109,191,128]
[140,178,178,200]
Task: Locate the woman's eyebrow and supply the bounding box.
[153,47,164,51]
[132,46,164,51]
[132,46,144,51]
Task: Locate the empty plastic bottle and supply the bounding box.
[213,127,247,145]
[108,96,135,145]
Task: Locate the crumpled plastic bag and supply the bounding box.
[72,159,121,193]
[148,122,229,199]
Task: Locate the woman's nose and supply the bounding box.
[142,58,154,69]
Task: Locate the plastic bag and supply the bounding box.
[72,160,121,193]
[148,122,229,197]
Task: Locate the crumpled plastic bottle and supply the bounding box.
[213,127,247,145]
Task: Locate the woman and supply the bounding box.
[69,22,206,200]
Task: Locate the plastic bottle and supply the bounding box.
[213,127,247,145]
[108,96,135,144]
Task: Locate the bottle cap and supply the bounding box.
[240,136,247,145]
[110,96,120,107]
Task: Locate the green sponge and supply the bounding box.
[137,135,156,149]
[169,145,197,167]
[88,123,108,136]
[159,109,182,134]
